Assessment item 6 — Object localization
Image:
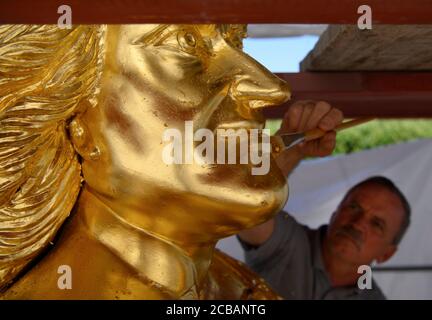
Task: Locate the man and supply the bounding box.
[238,101,411,299]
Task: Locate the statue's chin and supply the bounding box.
[174,160,288,234]
[205,184,288,238]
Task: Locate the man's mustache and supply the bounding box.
[336,225,363,250]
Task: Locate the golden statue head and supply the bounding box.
[0,24,290,294]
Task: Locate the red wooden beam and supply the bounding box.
[1,0,432,24]
[263,72,432,118]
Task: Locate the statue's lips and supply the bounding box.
[209,121,270,165]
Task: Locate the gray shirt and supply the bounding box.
[237,211,386,300]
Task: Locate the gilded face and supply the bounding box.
[76,25,290,243]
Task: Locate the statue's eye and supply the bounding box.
[178,31,197,52]
[184,32,197,47]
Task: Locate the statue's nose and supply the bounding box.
[233,78,291,109]
[228,51,291,109]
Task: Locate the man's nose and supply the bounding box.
[350,215,368,235]
[224,49,291,109]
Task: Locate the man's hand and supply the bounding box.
[275,101,344,176]
[238,101,343,248]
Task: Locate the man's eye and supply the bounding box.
[372,220,384,231]
[349,203,359,210]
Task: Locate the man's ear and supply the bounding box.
[68,116,100,161]
[376,245,397,264]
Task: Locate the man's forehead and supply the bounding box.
[345,184,404,219]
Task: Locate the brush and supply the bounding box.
[271,117,375,154]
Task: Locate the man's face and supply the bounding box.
[326,183,405,266]
[78,25,290,241]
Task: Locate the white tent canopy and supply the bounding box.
[247,24,327,38]
[217,139,432,299]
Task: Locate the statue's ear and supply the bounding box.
[69,116,101,161]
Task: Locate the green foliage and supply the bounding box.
[265,119,432,155]
[265,119,283,136]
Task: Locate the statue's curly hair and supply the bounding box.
[0,25,105,290]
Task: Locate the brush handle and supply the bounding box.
[304,117,375,142]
